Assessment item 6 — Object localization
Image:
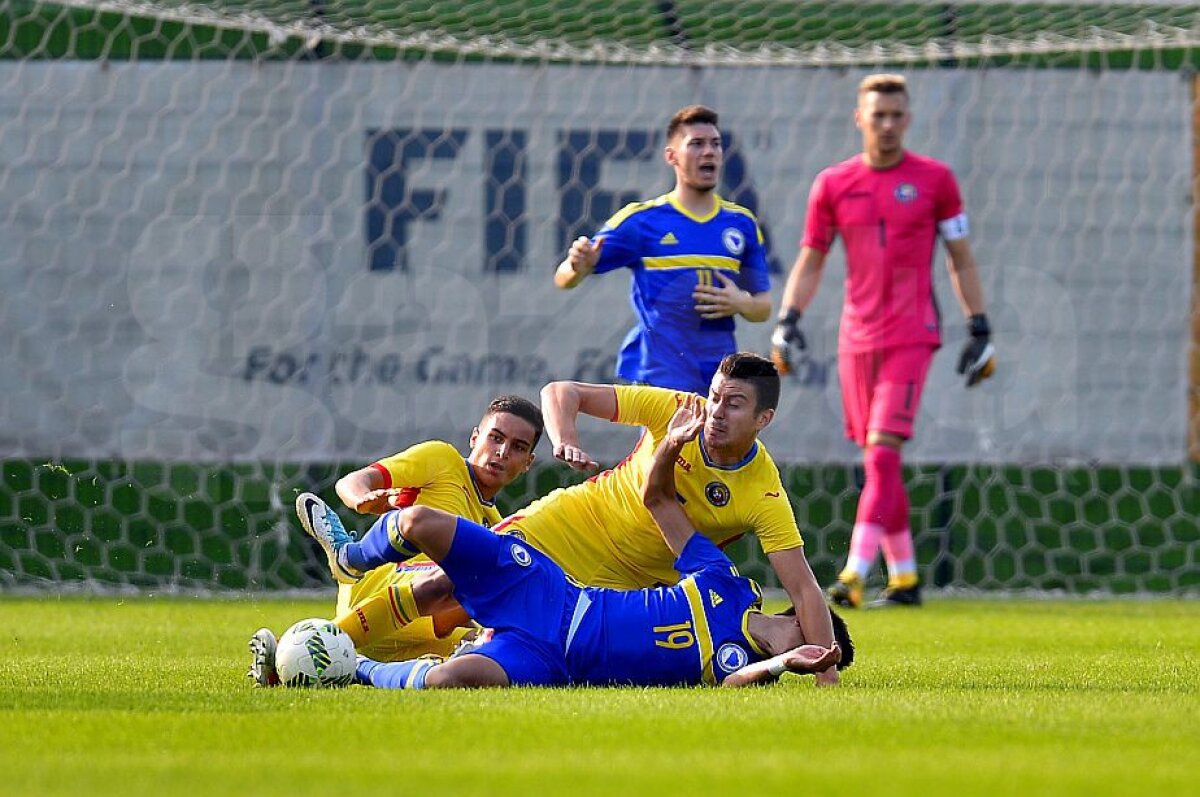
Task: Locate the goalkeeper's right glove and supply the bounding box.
[957,314,996,387]
[770,308,806,376]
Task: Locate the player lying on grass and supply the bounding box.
[247,395,542,686]
[350,396,851,688]
[308,353,841,685]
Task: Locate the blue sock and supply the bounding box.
[342,510,422,573]
[357,657,436,690]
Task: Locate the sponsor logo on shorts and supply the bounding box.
[510,543,532,567]
[705,481,731,507]
[716,643,749,672]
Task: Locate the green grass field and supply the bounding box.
[1,597,1196,796]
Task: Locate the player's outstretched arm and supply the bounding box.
[640,397,705,557]
[721,643,841,688]
[540,380,618,471]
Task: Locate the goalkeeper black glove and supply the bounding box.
[770,308,806,376]
[957,314,996,387]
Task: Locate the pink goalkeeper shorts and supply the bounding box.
[838,344,937,447]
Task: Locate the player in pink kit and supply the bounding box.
[772,74,995,608]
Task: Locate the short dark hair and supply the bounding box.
[717,352,780,413]
[667,105,719,142]
[483,395,544,449]
[777,606,856,671]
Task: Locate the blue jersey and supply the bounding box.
[437,518,767,688]
[593,194,771,394]
[565,534,766,686]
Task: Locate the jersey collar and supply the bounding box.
[698,431,758,471]
[666,191,721,223]
[463,459,496,507]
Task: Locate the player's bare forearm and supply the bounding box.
[721,643,841,687]
[777,247,827,316]
[641,398,705,556]
[738,291,772,322]
[641,436,692,557]
[553,259,586,290]
[540,381,615,470]
[944,238,987,317]
[554,236,603,290]
[336,467,387,514]
[768,547,838,684]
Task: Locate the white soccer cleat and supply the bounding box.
[247,627,280,687]
[295,492,361,584]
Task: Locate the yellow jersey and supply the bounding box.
[366,440,503,566]
[338,440,501,619]
[501,385,801,588]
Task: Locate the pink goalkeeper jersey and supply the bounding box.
[802,151,964,353]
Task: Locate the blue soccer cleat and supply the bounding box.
[295,492,362,584]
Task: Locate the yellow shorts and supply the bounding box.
[335,562,474,662]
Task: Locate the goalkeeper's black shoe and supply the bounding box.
[867,584,923,609]
[826,579,863,609]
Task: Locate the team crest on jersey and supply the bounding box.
[716,643,749,673]
[894,183,918,203]
[704,481,731,507]
[510,543,532,567]
[721,228,746,256]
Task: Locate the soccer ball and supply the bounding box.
[275,618,356,688]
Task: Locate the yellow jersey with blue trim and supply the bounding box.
[565,533,767,685]
[371,440,502,567]
[591,194,771,394]
[500,385,802,589]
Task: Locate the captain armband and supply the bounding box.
[937,212,970,241]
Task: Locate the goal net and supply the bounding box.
[1,0,1198,595]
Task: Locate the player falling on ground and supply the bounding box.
[349,395,851,689]
[772,73,996,609]
[554,105,772,394]
[246,395,542,686]
[312,353,841,686]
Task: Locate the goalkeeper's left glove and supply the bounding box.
[770,308,806,376]
[957,314,996,387]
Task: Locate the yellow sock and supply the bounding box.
[334,583,421,648]
[888,572,919,589]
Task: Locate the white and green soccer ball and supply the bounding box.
[276,619,356,688]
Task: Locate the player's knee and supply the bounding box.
[423,663,486,689]
[421,665,459,689]
[413,569,455,609]
[397,504,439,544]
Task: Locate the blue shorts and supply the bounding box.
[440,517,576,686]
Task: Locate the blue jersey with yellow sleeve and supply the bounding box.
[592,193,771,394]
[566,533,766,686]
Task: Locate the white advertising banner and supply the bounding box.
[0,62,1190,464]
